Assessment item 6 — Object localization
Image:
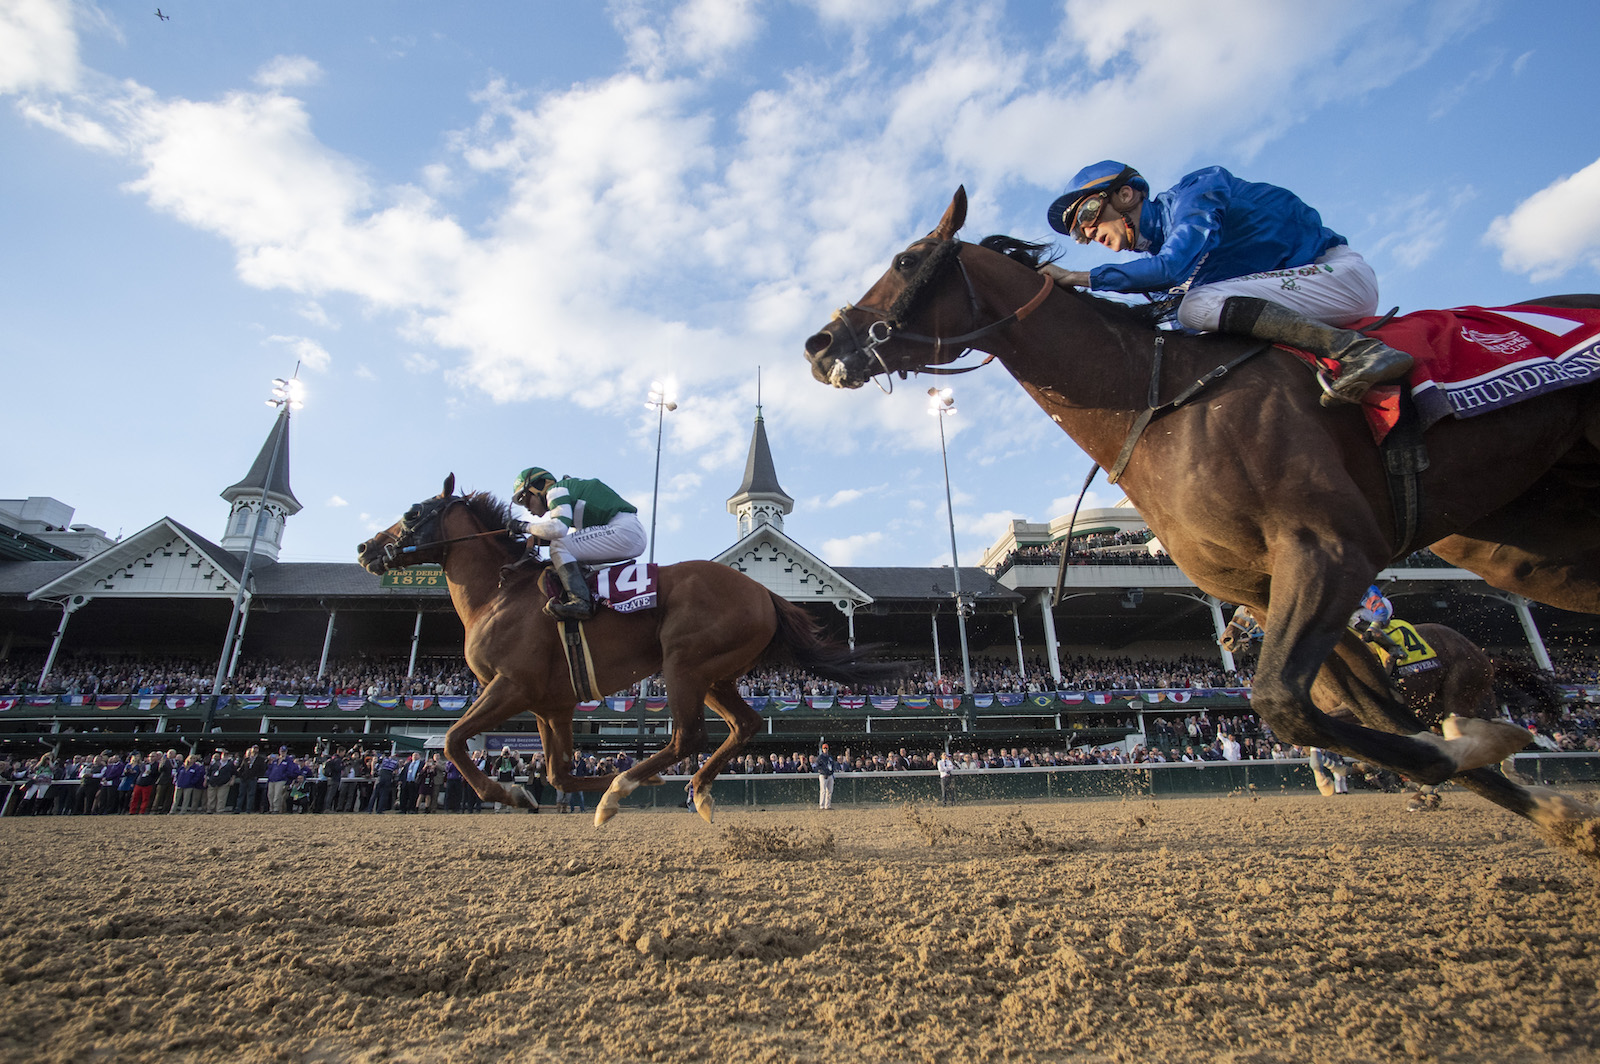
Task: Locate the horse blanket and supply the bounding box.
[1285,304,1600,443]
[542,561,659,614]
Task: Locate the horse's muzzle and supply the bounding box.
[804,325,867,390]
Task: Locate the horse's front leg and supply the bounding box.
[443,678,540,810]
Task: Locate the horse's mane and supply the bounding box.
[460,491,523,552]
[977,234,1176,330]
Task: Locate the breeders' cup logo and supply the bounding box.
[1460,328,1532,355]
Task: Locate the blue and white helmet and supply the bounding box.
[1047,160,1149,237]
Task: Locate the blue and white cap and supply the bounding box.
[1047,161,1148,236]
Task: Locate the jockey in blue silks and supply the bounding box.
[1041,161,1413,407]
[1349,583,1405,663]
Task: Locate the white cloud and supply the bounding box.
[0,0,80,95]
[403,352,439,374]
[265,334,332,371]
[823,488,865,508]
[327,495,349,507]
[1364,186,1477,272]
[820,531,883,565]
[253,55,322,90]
[355,364,377,381]
[1485,156,1600,281]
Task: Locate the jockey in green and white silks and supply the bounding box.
[1041,161,1413,407]
[509,467,646,620]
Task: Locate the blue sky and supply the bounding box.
[4,0,1599,569]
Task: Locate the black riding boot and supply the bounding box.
[545,557,594,621]
[1220,296,1413,407]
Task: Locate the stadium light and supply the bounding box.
[645,380,678,564]
[204,367,303,737]
[928,387,974,702]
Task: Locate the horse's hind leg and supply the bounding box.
[1454,767,1600,864]
[689,679,763,823]
[591,686,709,826]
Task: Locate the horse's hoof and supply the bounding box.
[695,791,715,825]
[1442,716,1532,773]
[594,801,618,827]
[1314,775,1336,798]
[1525,786,1599,834]
[518,786,541,812]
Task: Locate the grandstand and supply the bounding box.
[2,403,1597,763]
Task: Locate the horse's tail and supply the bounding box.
[761,592,905,687]
[1490,654,1564,716]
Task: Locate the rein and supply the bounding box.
[383,498,515,568]
[832,241,1055,390]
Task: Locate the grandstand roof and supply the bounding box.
[836,566,1022,605]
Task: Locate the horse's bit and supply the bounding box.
[829,240,1055,392]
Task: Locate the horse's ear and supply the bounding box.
[929,186,968,241]
[442,473,455,498]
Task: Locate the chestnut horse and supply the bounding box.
[357,476,894,825]
[804,187,1600,853]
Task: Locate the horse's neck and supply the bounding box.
[439,513,518,628]
[971,269,1166,471]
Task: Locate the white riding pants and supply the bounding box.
[1177,245,1381,333]
[547,512,647,567]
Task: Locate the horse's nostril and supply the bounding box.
[804,331,833,358]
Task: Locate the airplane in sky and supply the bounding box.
[155,8,170,20]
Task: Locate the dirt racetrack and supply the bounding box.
[2,790,1598,1064]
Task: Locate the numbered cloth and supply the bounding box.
[541,561,659,614]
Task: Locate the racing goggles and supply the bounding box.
[1062,166,1139,243]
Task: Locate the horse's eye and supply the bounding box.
[895,253,918,271]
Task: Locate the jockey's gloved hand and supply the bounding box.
[523,516,566,540]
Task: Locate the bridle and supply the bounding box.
[829,239,1054,392]
[377,495,511,571]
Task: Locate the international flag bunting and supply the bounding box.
[135,697,163,711]
[750,697,769,711]
[838,696,866,710]
[405,697,433,711]
[974,694,993,708]
[936,696,959,711]
[1142,692,1165,703]
[1220,688,1251,698]
[232,695,265,708]
[371,697,400,709]
[437,696,468,711]
[96,695,127,710]
[337,696,367,712]
[869,696,899,711]
[61,695,92,706]
[303,697,332,710]
[27,696,58,707]
[644,697,668,713]
[1089,693,1112,705]
[272,695,301,708]
[773,698,800,712]
[1031,695,1055,708]
[1168,691,1192,704]
[166,695,199,709]
[577,701,601,712]
[901,697,930,711]
[1058,692,1084,705]
[0,696,17,711]
[607,697,633,713]
[997,693,1024,707]
[806,697,834,709]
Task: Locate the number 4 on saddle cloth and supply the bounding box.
[1361,619,1439,678]
[538,561,660,615]
[1278,304,1600,444]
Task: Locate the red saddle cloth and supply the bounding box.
[543,561,660,614]
[1285,304,1600,442]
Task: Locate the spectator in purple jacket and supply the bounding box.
[266,747,300,814]
[94,751,125,815]
[171,755,206,814]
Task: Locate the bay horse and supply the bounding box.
[804,187,1600,857]
[356,476,895,825]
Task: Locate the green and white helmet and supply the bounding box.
[512,467,554,497]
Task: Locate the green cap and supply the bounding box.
[513,467,554,496]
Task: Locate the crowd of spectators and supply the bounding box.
[0,652,481,699]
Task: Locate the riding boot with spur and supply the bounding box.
[545,557,594,621]
[1220,296,1413,407]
